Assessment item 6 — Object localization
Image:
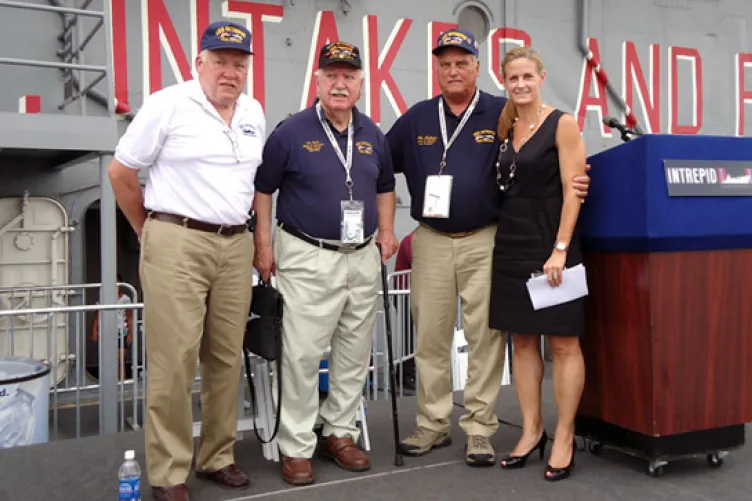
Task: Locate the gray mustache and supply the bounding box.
[331,89,349,96]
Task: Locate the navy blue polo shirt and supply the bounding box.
[386,90,507,233]
[255,104,395,240]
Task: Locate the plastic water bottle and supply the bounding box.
[118,450,141,500]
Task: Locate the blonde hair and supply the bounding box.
[496,46,546,141]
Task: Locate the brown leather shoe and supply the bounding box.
[319,435,371,472]
[152,484,189,501]
[195,464,250,490]
[282,456,314,485]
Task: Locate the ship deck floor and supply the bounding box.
[0,378,749,501]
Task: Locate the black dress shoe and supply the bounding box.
[544,439,576,482]
[500,431,548,469]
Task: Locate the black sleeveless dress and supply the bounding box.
[488,108,585,337]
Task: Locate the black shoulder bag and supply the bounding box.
[243,279,283,444]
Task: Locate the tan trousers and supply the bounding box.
[411,224,507,437]
[274,228,380,458]
[140,218,254,487]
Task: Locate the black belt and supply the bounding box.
[148,211,248,236]
[278,222,372,251]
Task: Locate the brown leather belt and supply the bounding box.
[419,222,478,239]
[148,211,248,236]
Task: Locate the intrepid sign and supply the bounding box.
[664,159,752,196]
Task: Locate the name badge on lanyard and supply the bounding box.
[317,103,364,244]
[423,89,480,219]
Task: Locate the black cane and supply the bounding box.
[377,243,404,467]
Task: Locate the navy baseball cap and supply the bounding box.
[432,28,479,57]
[200,21,253,54]
[318,41,362,69]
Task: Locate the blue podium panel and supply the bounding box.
[580,134,752,252]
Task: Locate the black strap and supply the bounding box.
[278,222,372,251]
[243,346,281,444]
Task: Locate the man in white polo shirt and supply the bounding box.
[107,20,264,501]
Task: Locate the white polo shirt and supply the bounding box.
[114,79,265,226]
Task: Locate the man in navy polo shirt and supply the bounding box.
[253,41,399,485]
[386,29,591,466]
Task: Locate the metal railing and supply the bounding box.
[0,273,420,449]
[366,270,414,399]
[0,301,144,442]
[0,282,145,441]
[0,0,115,115]
[0,269,501,454]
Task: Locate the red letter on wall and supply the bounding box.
[191,0,210,56]
[668,46,703,135]
[142,0,193,95]
[427,21,457,98]
[222,1,284,110]
[362,15,411,124]
[622,42,661,133]
[575,38,611,136]
[487,28,531,91]
[110,0,130,112]
[736,53,752,136]
[300,10,340,110]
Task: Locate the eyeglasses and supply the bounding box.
[224,128,240,163]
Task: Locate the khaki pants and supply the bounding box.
[140,218,254,487]
[274,229,380,458]
[411,224,507,437]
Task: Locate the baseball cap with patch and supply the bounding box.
[432,28,479,57]
[318,41,362,69]
[200,20,253,54]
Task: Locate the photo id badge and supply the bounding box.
[422,175,453,218]
[341,200,365,244]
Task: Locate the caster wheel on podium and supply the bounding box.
[707,453,724,468]
[587,441,603,455]
[645,460,666,477]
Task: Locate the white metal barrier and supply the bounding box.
[0,271,520,457]
[451,329,512,391]
[375,269,515,396]
[0,295,145,442]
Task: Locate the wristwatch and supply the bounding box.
[554,242,568,251]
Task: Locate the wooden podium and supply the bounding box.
[576,134,752,477]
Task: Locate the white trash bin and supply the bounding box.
[0,356,51,449]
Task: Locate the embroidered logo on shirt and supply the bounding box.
[303,141,324,152]
[239,123,257,137]
[473,129,496,143]
[417,135,438,146]
[357,141,373,155]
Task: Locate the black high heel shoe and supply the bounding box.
[544,439,577,482]
[499,431,548,469]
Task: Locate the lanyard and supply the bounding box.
[317,102,355,200]
[437,88,480,175]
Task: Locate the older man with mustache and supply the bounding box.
[253,41,399,486]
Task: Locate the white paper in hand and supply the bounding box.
[526,263,589,311]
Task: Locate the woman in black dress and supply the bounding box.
[489,46,587,482]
